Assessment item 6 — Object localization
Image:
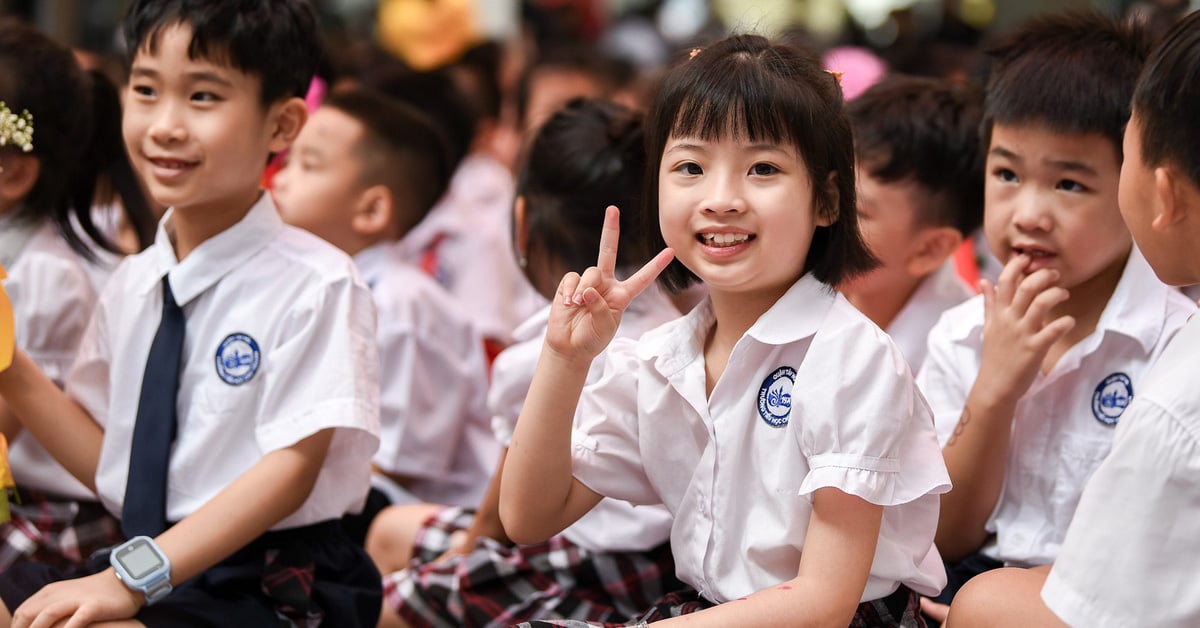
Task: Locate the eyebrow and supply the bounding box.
[990,146,1099,177]
[128,67,235,89]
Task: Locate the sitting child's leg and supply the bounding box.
[366,503,448,574]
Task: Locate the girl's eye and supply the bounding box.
[191,91,221,103]
[750,163,778,176]
[1057,179,1087,193]
[994,168,1018,183]
[678,162,702,175]
[131,85,155,98]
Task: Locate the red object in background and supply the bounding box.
[953,239,980,293]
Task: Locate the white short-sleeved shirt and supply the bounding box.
[396,154,545,344]
[491,283,680,552]
[356,242,499,508]
[1041,317,1200,628]
[67,194,381,529]
[3,220,99,499]
[887,261,972,373]
[917,249,1195,566]
[1040,314,1200,627]
[570,274,951,603]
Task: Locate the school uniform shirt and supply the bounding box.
[1040,313,1200,627]
[66,193,381,529]
[356,241,499,508]
[490,282,680,553]
[887,261,972,373]
[917,249,1195,567]
[570,274,951,604]
[395,154,545,345]
[2,219,98,500]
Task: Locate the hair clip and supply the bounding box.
[689,48,702,60]
[825,70,844,87]
[0,102,33,153]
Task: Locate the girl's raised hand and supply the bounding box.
[545,206,674,362]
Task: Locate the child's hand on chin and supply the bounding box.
[545,205,673,363]
[11,569,144,628]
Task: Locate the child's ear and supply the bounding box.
[351,184,395,239]
[904,226,962,278]
[266,97,309,154]
[1152,166,1198,232]
[0,155,39,208]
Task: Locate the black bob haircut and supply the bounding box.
[516,98,649,281]
[320,88,454,236]
[849,75,985,237]
[981,10,1151,158]
[642,34,876,292]
[124,0,321,106]
[1132,10,1200,190]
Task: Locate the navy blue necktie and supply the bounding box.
[123,275,185,538]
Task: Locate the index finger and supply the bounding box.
[620,248,675,301]
[595,206,621,278]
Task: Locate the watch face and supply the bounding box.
[117,540,164,580]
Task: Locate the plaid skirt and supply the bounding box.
[518,584,926,627]
[0,487,123,572]
[384,507,683,628]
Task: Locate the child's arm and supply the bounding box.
[936,255,1074,560]
[0,349,102,489]
[656,488,882,627]
[500,206,673,544]
[10,428,334,627]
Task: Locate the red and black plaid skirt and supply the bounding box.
[384,506,683,628]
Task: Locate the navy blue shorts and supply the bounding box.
[0,520,381,627]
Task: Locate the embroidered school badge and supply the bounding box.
[758,366,795,427]
[1092,372,1132,426]
[215,333,260,386]
[0,264,12,373]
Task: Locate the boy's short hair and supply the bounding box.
[124,0,321,106]
[982,10,1150,156]
[359,62,478,173]
[322,88,453,235]
[643,34,877,292]
[1132,10,1200,189]
[849,75,985,236]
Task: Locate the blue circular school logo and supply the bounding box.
[215,333,260,386]
[758,367,796,428]
[1092,372,1132,426]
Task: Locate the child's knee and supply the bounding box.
[365,503,445,572]
[945,567,1055,628]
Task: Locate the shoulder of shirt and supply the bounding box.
[16,226,95,282]
[261,224,364,285]
[926,292,985,344]
[371,262,476,337]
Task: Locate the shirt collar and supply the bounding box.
[638,273,835,373]
[1097,247,1173,353]
[352,241,395,290]
[138,192,284,305]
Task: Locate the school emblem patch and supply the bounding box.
[758,366,795,428]
[1092,372,1132,426]
[215,333,260,386]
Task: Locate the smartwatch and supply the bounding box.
[110,536,173,605]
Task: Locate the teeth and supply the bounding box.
[702,233,750,246]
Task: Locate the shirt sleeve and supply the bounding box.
[570,338,659,506]
[1041,398,1200,627]
[487,338,540,448]
[13,253,97,384]
[254,273,380,453]
[374,314,488,479]
[797,323,950,506]
[915,311,977,447]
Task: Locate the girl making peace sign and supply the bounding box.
[501,35,951,627]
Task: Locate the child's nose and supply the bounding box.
[1010,190,1053,231]
[148,103,188,144]
[702,173,747,214]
